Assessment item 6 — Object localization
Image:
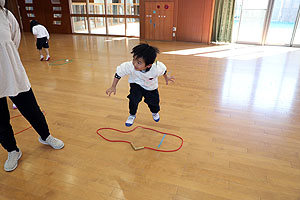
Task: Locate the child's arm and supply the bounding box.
[157,61,175,85]
[32,27,37,42]
[163,72,175,85]
[106,77,120,96]
[32,31,37,43]
[106,62,132,96]
[46,28,50,41]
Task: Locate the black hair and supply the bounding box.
[30,20,39,33]
[131,43,160,66]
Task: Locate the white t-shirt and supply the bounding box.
[0,8,31,98]
[116,61,167,91]
[32,24,49,39]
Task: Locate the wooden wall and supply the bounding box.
[177,0,215,43]
[140,0,215,44]
[17,0,72,34]
[7,0,215,43]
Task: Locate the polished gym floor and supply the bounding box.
[1,33,300,200]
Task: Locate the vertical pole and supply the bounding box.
[86,0,91,34]
[236,0,244,43]
[104,0,109,34]
[290,5,300,47]
[261,0,275,45]
[125,0,127,36]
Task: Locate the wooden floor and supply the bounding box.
[1,33,300,200]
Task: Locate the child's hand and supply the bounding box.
[164,75,175,85]
[106,87,116,96]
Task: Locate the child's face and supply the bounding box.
[132,56,151,71]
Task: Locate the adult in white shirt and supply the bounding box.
[30,20,51,61]
[0,0,64,172]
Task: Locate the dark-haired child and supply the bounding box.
[106,43,175,126]
[30,20,50,61]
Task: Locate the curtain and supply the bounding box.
[211,0,236,43]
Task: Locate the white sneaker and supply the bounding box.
[4,150,22,172]
[152,113,160,122]
[125,115,136,127]
[39,135,64,149]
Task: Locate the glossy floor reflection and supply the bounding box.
[0,33,300,200]
[222,56,299,112]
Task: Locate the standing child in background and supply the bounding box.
[106,43,175,127]
[30,20,50,61]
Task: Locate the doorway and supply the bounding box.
[144,2,174,41]
[232,0,300,47]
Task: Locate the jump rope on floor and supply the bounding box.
[96,126,183,152]
[11,112,184,152]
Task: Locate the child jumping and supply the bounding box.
[30,20,50,61]
[106,43,175,126]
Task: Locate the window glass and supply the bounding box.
[107,17,125,35]
[106,0,124,15]
[90,17,106,34]
[89,0,104,14]
[126,18,139,36]
[72,17,88,33]
[126,0,139,15]
[71,0,86,14]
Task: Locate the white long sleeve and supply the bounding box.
[6,10,21,48]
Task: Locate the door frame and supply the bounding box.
[290,4,300,47]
